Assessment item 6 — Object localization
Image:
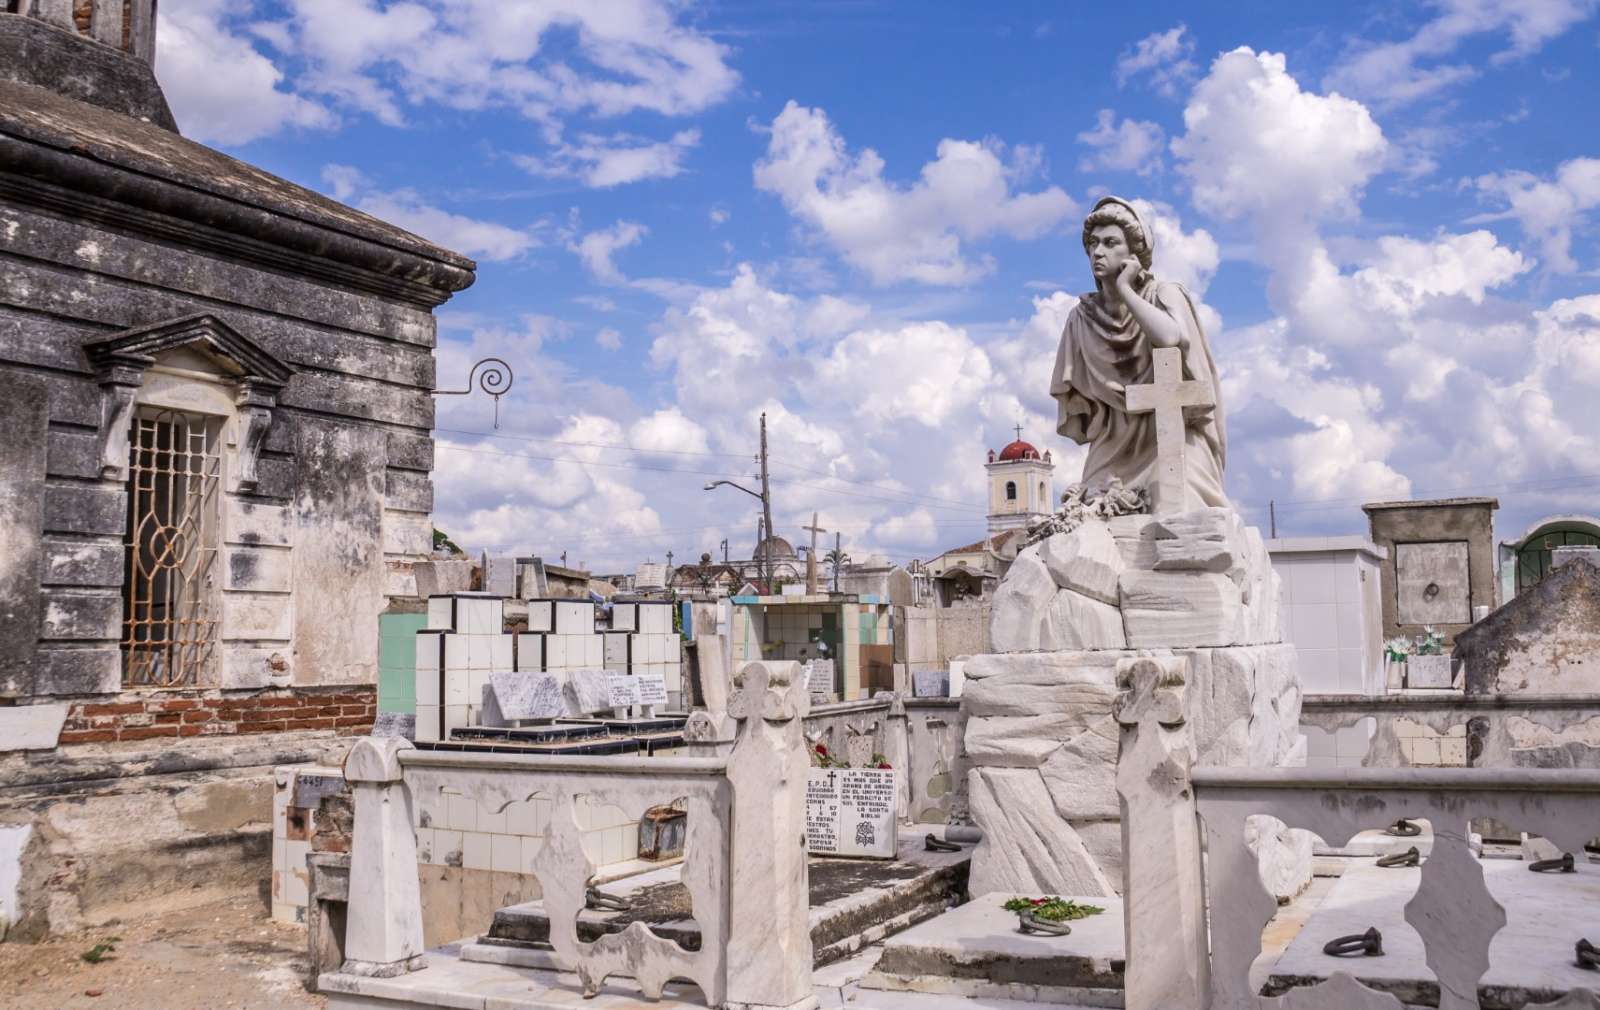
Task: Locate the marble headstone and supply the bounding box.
[565,668,614,715]
[489,671,565,721]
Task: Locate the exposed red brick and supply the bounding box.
[334,715,371,728]
[285,717,337,731]
[79,702,145,717]
[120,725,180,741]
[242,723,289,736]
[180,708,218,723]
[154,699,203,712]
[57,729,118,745]
[153,713,183,726]
[339,704,371,716]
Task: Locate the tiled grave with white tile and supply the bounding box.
[415,594,686,740]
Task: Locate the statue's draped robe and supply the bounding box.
[1050,277,1228,511]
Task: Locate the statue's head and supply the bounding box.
[1081,196,1153,284]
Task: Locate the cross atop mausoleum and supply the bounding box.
[1124,346,1214,515]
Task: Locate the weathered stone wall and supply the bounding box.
[0,76,471,702]
[1303,693,1600,771]
[0,730,354,939]
[1456,560,1600,696]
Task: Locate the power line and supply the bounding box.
[435,426,752,460]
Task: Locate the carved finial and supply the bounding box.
[1114,655,1188,728]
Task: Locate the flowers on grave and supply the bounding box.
[807,740,892,770]
[1001,896,1105,922]
[1414,626,1445,655]
[811,741,846,769]
[1383,637,1412,663]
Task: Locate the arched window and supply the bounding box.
[1516,524,1600,591]
[1005,481,1017,501]
[1038,481,1046,505]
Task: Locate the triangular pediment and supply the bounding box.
[85,314,293,387]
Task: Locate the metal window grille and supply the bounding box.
[120,409,220,688]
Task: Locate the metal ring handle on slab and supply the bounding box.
[1377,846,1421,869]
[1385,819,1422,838]
[925,833,961,852]
[1016,910,1072,937]
[1579,939,1599,970]
[1323,927,1384,958]
[1530,853,1576,874]
[585,886,632,912]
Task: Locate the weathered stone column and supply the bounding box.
[339,737,426,978]
[1114,655,1207,1010]
[724,661,819,1010]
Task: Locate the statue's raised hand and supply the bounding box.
[1114,258,1142,294]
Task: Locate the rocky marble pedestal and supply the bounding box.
[964,507,1313,903]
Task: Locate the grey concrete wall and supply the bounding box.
[1363,498,1498,648]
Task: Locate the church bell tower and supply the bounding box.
[1,0,176,131]
[985,427,1055,535]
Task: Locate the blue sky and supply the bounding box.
[154,0,1600,572]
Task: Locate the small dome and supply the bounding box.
[997,439,1041,462]
[754,536,796,560]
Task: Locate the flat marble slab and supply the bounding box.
[862,891,1124,1002]
[1267,855,1600,1008]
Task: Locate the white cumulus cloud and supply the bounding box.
[753,101,1077,285]
[1077,110,1166,177]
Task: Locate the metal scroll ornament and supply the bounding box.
[435,357,513,427]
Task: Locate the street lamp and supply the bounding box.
[705,479,773,588]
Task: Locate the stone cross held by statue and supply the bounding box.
[1124,346,1214,515]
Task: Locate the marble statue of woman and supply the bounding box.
[1050,196,1228,511]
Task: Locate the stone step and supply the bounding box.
[461,828,969,971]
[859,891,1126,1007]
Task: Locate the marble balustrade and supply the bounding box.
[335,661,818,1010]
[1115,656,1600,1010]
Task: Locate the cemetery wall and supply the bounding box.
[1303,693,1600,771]
[0,729,352,940]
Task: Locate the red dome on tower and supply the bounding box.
[996,439,1041,462]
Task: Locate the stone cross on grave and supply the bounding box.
[1124,346,1214,515]
[803,512,828,595]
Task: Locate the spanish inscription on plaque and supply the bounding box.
[804,767,897,858]
[806,659,835,698]
[607,672,641,708]
[636,671,668,706]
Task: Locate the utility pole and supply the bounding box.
[1269,500,1277,539]
[755,516,765,591]
[803,512,827,595]
[759,412,774,591]
[720,538,729,563]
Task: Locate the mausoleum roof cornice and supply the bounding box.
[0,80,477,308]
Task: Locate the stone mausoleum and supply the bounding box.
[0,2,473,939]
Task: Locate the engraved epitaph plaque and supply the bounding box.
[804,766,897,858]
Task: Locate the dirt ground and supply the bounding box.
[0,895,323,1010]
